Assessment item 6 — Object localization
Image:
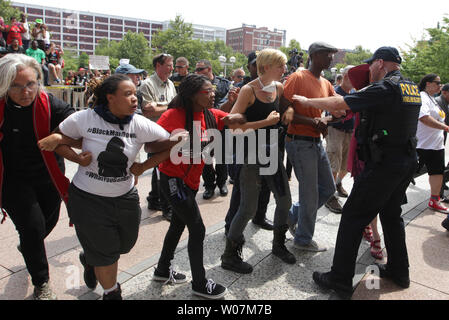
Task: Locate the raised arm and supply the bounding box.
[292,95,350,113]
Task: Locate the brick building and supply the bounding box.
[226,24,286,55]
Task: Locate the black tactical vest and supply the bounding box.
[356,74,422,162]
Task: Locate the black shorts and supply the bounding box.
[417,149,445,176]
[67,183,141,267]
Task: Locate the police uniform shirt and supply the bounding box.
[343,72,398,114]
[170,73,189,92]
[139,73,177,106]
[211,76,230,108]
[343,70,421,153]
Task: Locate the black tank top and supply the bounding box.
[243,86,280,158]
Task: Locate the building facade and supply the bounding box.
[12,2,165,56]
[226,24,286,55]
[162,21,226,43]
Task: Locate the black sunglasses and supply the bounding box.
[432,81,442,85]
[195,67,208,72]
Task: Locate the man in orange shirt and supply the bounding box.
[283,42,339,252]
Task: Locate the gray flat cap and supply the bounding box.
[308,42,338,55]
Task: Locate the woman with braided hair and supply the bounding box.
[153,74,245,299]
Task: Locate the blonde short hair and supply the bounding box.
[0,54,44,99]
[256,48,287,76]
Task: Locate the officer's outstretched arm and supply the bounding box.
[292,95,350,113]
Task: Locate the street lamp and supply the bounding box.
[219,55,236,78]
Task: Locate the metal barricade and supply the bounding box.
[45,86,86,110]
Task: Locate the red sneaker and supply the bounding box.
[428,199,449,214]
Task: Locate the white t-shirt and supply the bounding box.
[59,109,170,197]
[416,92,445,150]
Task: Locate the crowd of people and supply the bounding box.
[1,36,449,301]
[0,13,66,86]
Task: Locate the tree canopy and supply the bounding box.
[401,17,449,84]
[0,0,22,23]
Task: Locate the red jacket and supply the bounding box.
[0,91,70,224]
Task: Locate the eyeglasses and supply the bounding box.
[195,67,208,72]
[198,89,214,95]
[10,81,38,92]
[236,75,244,79]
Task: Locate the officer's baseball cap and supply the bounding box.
[441,84,449,92]
[248,51,258,65]
[115,64,145,75]
[364,46,402,64]
[308,42,338,56]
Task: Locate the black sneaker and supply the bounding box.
[312,271,353,300]
[162,208,173,221]
[375,263,410,288]
[442,217,449,231]
[192,279,227,300]
[79,252,98,289]
[203,188,215,200]
[153,267,187,284]
[103,283,123,300]
[148,200,162,211]
[252,218,274,231]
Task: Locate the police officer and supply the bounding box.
[170,57,190,93]
[195,59,231,199]
[291,47,421,299]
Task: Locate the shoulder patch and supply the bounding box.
[399,81,421,105]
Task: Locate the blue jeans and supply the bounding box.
[286,139,335,245]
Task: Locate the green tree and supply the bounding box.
[344,45,372,66]
[151,15,209,73]
[402,17,449,83]
[78,52,89,69]
[279,39,302,57]
[117,31,153,72]
[152,15,247,77]
[61,49,79,77]
[0,0,22,23]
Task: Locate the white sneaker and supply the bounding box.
[293,240,327,252]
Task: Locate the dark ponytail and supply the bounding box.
[418,73,438,92]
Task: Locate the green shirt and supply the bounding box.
[26,48,46,64]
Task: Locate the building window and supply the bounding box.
[95,16,108,23]
[80,14,93,21]
[110,18,123,25]
[125,20,137,27]
[110,25,123,32]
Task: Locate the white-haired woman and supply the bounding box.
[0,54,75,300]
[221,48,296,274]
